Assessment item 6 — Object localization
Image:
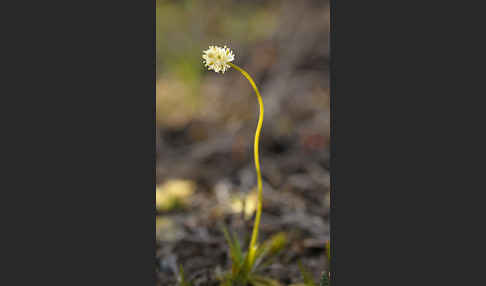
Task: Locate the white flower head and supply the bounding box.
[202,45,235,74]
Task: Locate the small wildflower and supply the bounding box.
[202,45,235,74]
[201,45,266,284]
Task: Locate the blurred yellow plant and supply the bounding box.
[156,179,195,211]
[230,190,258,219]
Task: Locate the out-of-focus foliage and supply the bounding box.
[156,0,278,76]
[178,265,193,286]
[230,190,258,220]
[156,0,280,128]
[289,262,317,286]
[156,179,195,211]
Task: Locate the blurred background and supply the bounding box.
[156,0,330,284]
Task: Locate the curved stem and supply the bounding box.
[229,63,264,265]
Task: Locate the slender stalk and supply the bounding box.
[229,62,264,266]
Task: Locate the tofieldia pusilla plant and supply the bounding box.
[203,45,275,286]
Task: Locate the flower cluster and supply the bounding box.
[202,45,235,74]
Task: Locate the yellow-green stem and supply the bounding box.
[229,62,264,266]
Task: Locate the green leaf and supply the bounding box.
[253,232,287,270]
[222,226,244,266]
